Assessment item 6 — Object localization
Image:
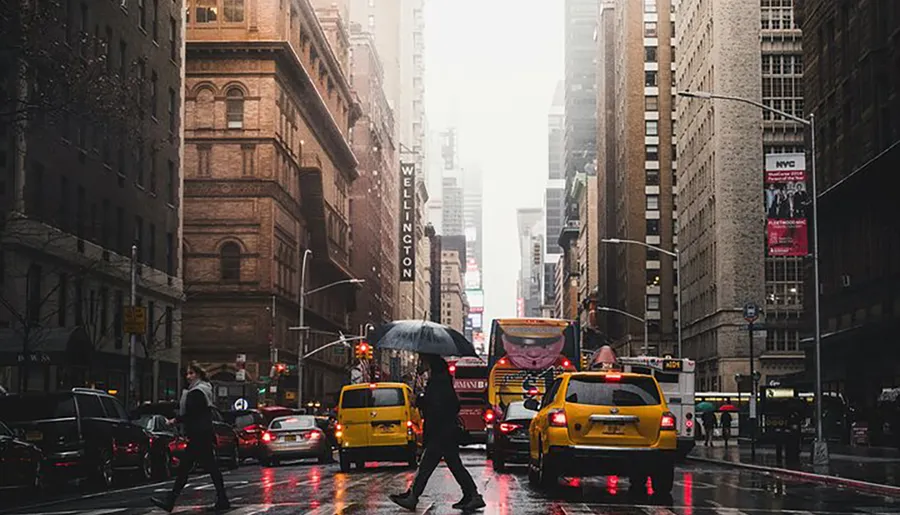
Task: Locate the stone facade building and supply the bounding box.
[439,250,466,333]
[181,0,361,408]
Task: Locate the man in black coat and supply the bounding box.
[390,354,485,511]
[151,363,229,512]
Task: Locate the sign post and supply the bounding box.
[743,302,760,461]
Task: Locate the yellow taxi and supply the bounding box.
[335,382,422,472]
[525,370,677,494]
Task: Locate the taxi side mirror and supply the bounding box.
[523,399,539,412]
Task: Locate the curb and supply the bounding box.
[688,456,900,499]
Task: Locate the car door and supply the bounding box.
[100,395,146,467]
[338,387,371,449]
[210,408,236,457]
[75,393,113,460]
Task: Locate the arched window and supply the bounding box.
[226,88,244,129]
[223,0,244,22]
[220,242,241,281]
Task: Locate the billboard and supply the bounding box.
[399,162,416,281]
[465,226,477,242]
[466,289,484,310]
[765,153,809,257]
[465,270,481,290]
[468,312,483,329]
[516,298,525,317]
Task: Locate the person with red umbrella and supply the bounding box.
[719,399,738,447]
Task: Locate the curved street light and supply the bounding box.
[596,306,648,356]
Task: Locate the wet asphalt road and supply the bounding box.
[3,448,900,514]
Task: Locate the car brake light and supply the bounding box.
[528,387,539,396]
[406,420,413,428]
[262,431,273,442]
[562,359,571,368]
[336,423,342,431]
[484,410,495,422]
[550,410,567,427]
[661,412,676,430]
[308,431,320,439]
[605,373,622,382]
[499,358,507,365]
[242,425,259,433]
[449,365,456,374]
[499,422,521,433]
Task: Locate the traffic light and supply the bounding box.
[365,344,373,360]
[580,353,590,371]
[274,363,287,376]
[355,342,369,360]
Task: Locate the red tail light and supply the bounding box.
[550,410,567,427]
[406,420,413,428]
[308,431,321,439]
[484,409,495,423]
[661,412,676,430]
[262,431,274,442]
[527,387,539,396]
[562,359,571,368]
[499,358,507,365]
[335,423,342,431]
[449,365,456,374]
[499,422,521,433]
[242,425,259,433]
[605,373,622,382]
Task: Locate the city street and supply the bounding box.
[3,449,899,515]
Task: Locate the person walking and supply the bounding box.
[720,409,733,448]
[390,354,485,511]
[702,410,716,447]
[151,363,230,512]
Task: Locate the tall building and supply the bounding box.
[442,177,464,236]
[348,31,398,329]
[182,0,361,407]
[596,0,678,356]
[560,0,599,322]
[0,0,185,398]
[516,208,544,318]
[796,0,900,406]
[545,81,566,309]
[462,165,484,269]
[576,174,599,346]
[439,250,467,333]
[675,0,765,390]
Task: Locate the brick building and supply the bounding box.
[0,0,185,400]
[181,0,361,408]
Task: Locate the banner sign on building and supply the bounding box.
[516,298,525,317]
[399,162,416,281]
[764,153,809,257]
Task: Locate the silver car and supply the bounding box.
[260,415,330,466]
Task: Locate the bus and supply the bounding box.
[486,318,580,455]
[449,357,489,444]
[613,356,697,457]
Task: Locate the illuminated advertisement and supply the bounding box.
[465,270,481,290]
[399,162,416,281]
[465,226,477,242]
[466,289,484,309]
[468,312,483,329]
[765,153,808,257]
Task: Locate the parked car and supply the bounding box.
[222,409,266,461]
[0,388,152,489]
[260,415,330,466]
[132,402,240,470]
[0,420,44,491]
[132,414,188,479]
[491,401,536,472]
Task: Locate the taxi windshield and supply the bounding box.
[565,376,662,407]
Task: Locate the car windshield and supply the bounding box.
[270,416,315,430]
[135,415,157,430]
[505,402,537,421]
[371,388,404,407]
[565,376,662,407]
[0,394,76,422]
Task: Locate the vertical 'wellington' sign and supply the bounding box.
[399,162,416,282]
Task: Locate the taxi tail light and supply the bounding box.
[498,422,521,433]
[261,431,274,442]
[335,423,343,431]
[661,412,676,430]
[549,410,567,427]
[406,420,414,428]
[483,409,495,423]
[605,373,622,382]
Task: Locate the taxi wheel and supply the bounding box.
[537,445,557,489]
[492,451,506,472]
[339,452,351,473]
[528,457,539,485]
[650,466,675,496]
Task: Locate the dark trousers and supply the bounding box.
[171,438,227,501]
[411,437,477,498]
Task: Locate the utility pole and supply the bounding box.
[128,244,138,408]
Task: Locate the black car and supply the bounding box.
[491,401,536,472]
[0,420,44,491]
[0,388,152,488]
[223,409,266,461]
[132,414,188,479]
[133,402,240,470]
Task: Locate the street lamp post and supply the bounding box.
[597,306,648,355]
[291,248,364,410]
[677,90,826,466]
[600,238,681,357]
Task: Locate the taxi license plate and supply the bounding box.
[284,435,296,442]
[25,431,43,442]
[603,424,625,435]
[379,424,396,433]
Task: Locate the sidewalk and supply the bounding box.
[689,440,900,496]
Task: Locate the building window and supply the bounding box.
[645,120,658,136]
[150,71,158,118]
[220,242,241,281]
[99,287,109,335]
[645,46,658,62]
[152,0,158,40]
[226,88,244,129]
[646,195,659,210]
[644,22,657,37]
[167,160,176,205]
[644,0,657,13]
[646,219,660,236]
[646,270,660,287]
[168,88,177,133]
[195,0,217,23]
[645,96,659,111]
[646,145,659,161]
[150,150,157,194]
[647,295,661,311]
[165,306,173,348]
[368,15,375,27]
[57,273,68,326]
[646,169,660,185]
[169,17,178,61]
[224,0,244,22]
[138,0,146,29]
[645,71,658,87]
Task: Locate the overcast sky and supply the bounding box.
[424,0,564,326]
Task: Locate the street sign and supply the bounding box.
[233,398,249,410]
[235,369,247,381]
[123,306,147,334]
[742,302,760,323]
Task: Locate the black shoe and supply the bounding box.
[452,494,473,509]
[389,493,418,511]
[206,497,230,512]
[151,495,175,513]
[457,494,486,511]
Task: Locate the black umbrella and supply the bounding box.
[371,320,477,357]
